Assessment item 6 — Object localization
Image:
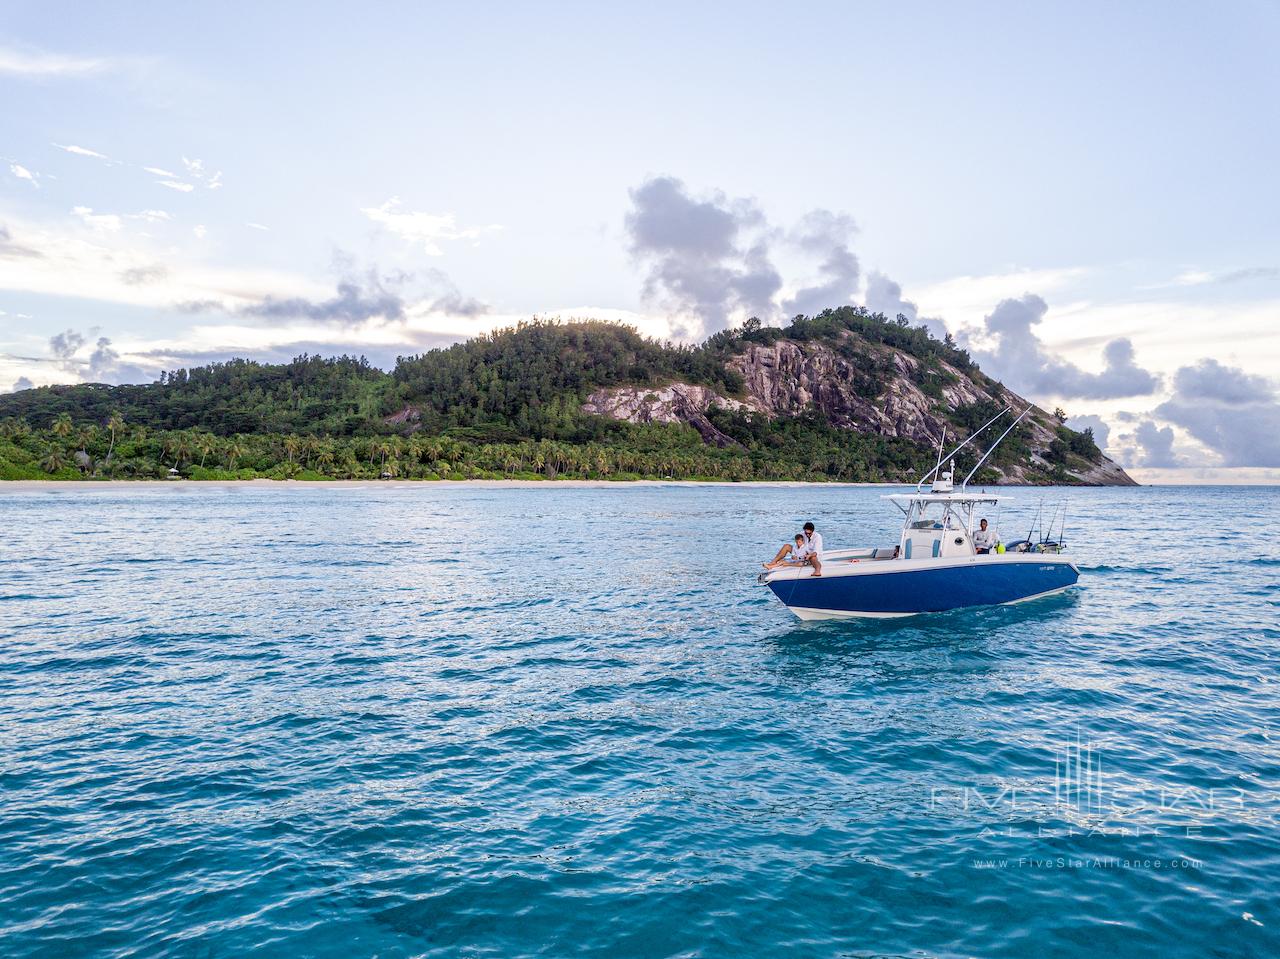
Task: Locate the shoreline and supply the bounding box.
[0,478,911,491]
[0,478,1161,491]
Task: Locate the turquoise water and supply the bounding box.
[1,483,1278,958]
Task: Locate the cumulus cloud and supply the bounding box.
[782,210,860,317]
[1155,359,1280,467]
[362,197,500,255]
[84,336,151,383]
[49,329,86,361]
[1065,414,1111,452]
[43,328,154,384]
[864,270,948,340]
[625,175,781,337]
[1132,421,1180,467]
[966,294,1161,400]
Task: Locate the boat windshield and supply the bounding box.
[907,501,966,530]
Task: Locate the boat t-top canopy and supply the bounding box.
[883,492,1004,504]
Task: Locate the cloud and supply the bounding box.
[625,175,781,337]
[9,163,39,188]
[864,270,948,340]
[12,376,34,392]
[0,210,333,311]
[158,180,195,193]
[782,209,860,317]
[144,166,177,177]
[242,278,405,325]
[1174,266,1280,286]
[1165,357,1272,405]
[179,157,223,190]
[1132,420,1180,468]
[1065,414,1110,452]
[0,225,44,259]
[361,197,500,255]
[1155,360,1280,467]
[42,328,154,384]
[245,222,270,231]
[49,329,86,361]
[193,224,207,239]
[70,207,168,233]
[84,336,151,383]
[119,264,170,286]
[966,293,1161,400]
[72,206,123,232]
[0,46,107,77]
[222,262,490,327]
[53,143,113,162]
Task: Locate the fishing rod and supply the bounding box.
[916,406,1010,491]
[961,407,1031,488]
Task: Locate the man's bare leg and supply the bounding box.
[764,544,793,569]
[809,555,823,577]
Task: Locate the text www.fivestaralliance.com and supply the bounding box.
[973,857,1202,870]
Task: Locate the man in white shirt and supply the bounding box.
[973,518,995,554]
[798,522,823,576]
[763,521,823,576]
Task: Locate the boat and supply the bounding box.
[758,408,1080,620]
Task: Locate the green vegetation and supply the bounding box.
[0,310,1107,484]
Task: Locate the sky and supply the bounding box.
[2,1,1279,483]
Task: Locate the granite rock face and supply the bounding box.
[583,334,1136,485]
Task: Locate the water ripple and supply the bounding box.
[1,484,1278,957]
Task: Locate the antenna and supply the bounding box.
[921,407,1008,489]
[961,407,1031,488]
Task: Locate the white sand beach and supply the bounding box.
[0,478,909,491]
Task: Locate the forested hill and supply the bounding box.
[0,309,1134,484]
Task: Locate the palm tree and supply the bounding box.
[163,432,192,466]
[51,413,72,438]
[194,432,215,468]
[283,435,301,464]
[224,440,246,470]
[105,412,125,461]
[40,447,67,474]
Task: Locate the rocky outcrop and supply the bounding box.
[582,332,1137,485]
[724,339,997,440]
[580,384,751,448]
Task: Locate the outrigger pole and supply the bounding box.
[916,406,1011,491]
[961,407,1032,488]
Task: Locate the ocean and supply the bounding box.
[1,482,1277,958]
